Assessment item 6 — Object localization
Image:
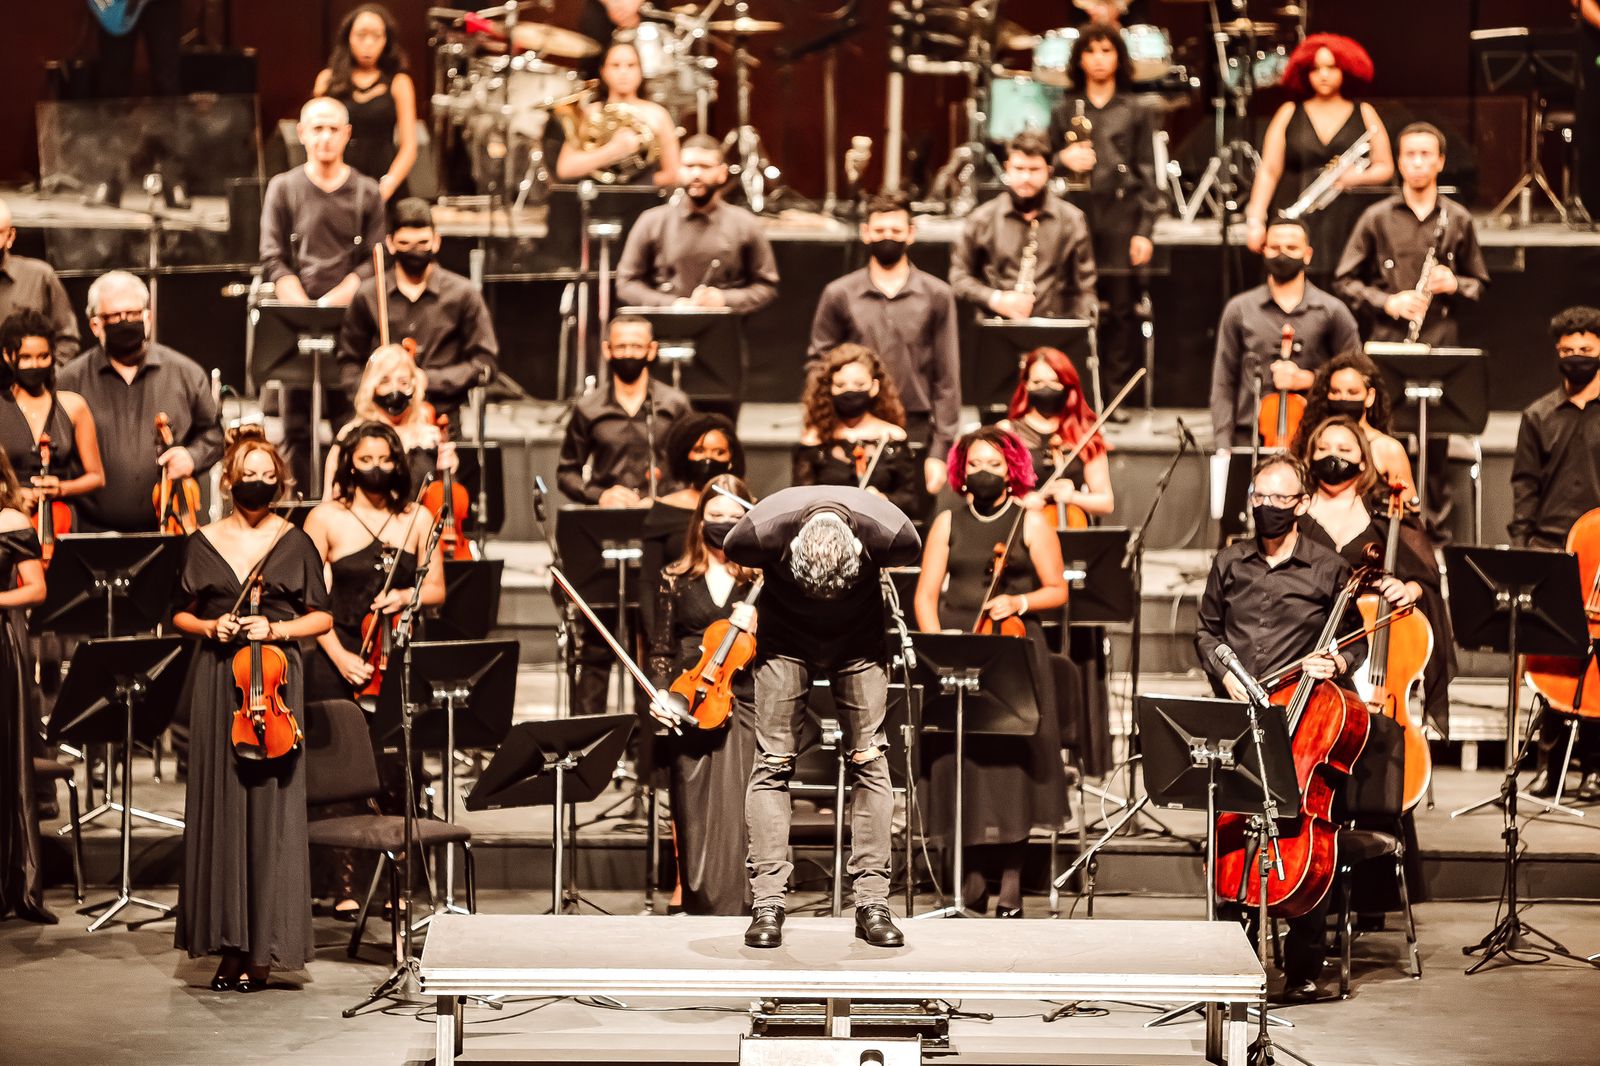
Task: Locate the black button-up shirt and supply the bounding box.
[808,265,962,456]
[57,343,222,532]
[1047,91,1165,241]
[555,376,692,503]
[949,191,1099,320]
[1209,281,1361,444]
[1509,385,1600,549]
[336,264,500,411]
[0,252,79,362]
[615,198,780,313]
[1332,194,1489,346]
[1195,531,1368,691]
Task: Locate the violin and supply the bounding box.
[1213,560,1373,918]
[33,432,72,568]
[420,413,473,561]
[229,573,302,761]
[1257,323,1305,451]
[152,412,203,535]
[851,438,888,491]
[1524,507,1600,720]
[1044,431,1090,531]
[974,541,1027,638]
[354,485,440,698]
[670,576,763,729]
[1354,483,1435,810]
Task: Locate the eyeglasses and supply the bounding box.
[97,309,145,325]
[1249,492,1305,507]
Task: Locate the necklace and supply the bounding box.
[967,497,1014,523]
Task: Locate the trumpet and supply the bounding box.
[1283,128,1372,220]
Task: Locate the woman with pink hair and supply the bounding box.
[1244,33,1395,269]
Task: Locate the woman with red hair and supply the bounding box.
[999,347,1115,523]
[1244,33,1394,270]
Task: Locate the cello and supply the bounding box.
[32,432,72,568]
[1213,562,1373,918]
[1257,323,1305,451]
[153,412,203,534]
[1354,482,1435,810]
[1524,506,1600,718]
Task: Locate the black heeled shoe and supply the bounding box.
[235,966,270,993]
[995,904,1024,919]
[210,955,243,992]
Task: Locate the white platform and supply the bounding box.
[419,914,1264,1065]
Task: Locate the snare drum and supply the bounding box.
[986,76,1065,142]
[1032,28,1078,88]
[471,55,583,140]
[1121,24,1173,84]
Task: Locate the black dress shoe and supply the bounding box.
[235,967,270,993]
[210,956,242,992]
[854,903,905,948]
[744,904,785,948]
[1271,978,1323,1005]
[1526,768,1558,798]
[1577,771,1600,803]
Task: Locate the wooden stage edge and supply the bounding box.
[418,914,1265,1066]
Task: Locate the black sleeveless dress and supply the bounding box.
[1271,102,1369,280]
[923,501,1066,847]
[306,532,420,703]
[0,394,84,495]
[0,527,51,923]
[333,71,403,195]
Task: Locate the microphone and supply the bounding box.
[533,475,548,524]
[1173,416,1198,452]
[1213,644,1271,707]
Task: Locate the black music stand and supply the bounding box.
[972,318,1097,416]
[46,636,192,931]
[372,639,519,918]
[1367,346,1489,519]
[618,306,743,415]
[248,301,346,489]
[450,442,506,536]
[432,559,505,641]
[1470,27,1583,222]
[908,633,1041,920]
[465,714,636,914]
[29,533,184,640]
[557,506,647,713]
[1441,546,1599,973]
[1058,527,1135,626]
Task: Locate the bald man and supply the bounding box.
[0,200,79,362]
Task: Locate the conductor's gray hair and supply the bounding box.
[788,512,861,599]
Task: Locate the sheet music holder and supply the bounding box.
[248,300,347,488]
[1137,694,1301,819]
[450,442,506,535]
[1365,346,1490,438]
[1057,527,1136,626]
[617,306,742,410]
[554,505,648,608]
[432,559,505,642]
[29,533,184,638]
[370,639,520,751]
[971,318,1096,415]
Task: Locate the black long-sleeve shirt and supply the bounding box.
[615,198,779,313]
[949,191,1098,320]
[723,485,921,666]
[1195,531,1367,694]
[259,167,386,300]
[1509,385,1600,549]
[1046,91,1164,241]
[0,253,79,362]
[555,377,691,504]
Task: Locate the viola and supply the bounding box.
[1213,562,1373,918]
[152,412,203,534]
[670,576,763,729]
[1525,507,1600,720]
[420,413,473,561]
[1354,483,1435,809]
[1044,433,1090,531]
[357,547,404,700]
[1257,323,1305,451]
[32,432,72,568]
[229,574,302,761]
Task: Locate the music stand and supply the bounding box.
[450,441,506,536]
[618,306,743,413]
[372,639,519,918]
[1366,346,1489,519]
[908,633,1041,920]
[1058,527,1135,626]
[247,301,346,489]
[29,533,184,640]
[432,559,505,641]
[465,714,636,914]
[1470,27,1582,222]
[557,505,647,712]
[46,636,192,931]
[972,318,1097,416]
[1442,546,1597,971]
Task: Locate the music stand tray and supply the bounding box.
[617,306,742,406]
[1366,347,1490,438]
[29,533,185,638]
[972,318,1095,414]
[433,559,505,642]
[247,301,346,391]
[554,506,648,608]
[1138,695,1300,820]
[1058,527,1136,626]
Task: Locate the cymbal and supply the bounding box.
[509,21,600,58]
[1218,18,1278,35]
[1274,5,1305,16]
[706,17,784,35]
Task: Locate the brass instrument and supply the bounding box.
[1406,212,1449,344]
[1015,218,1041,296]
[1283,128,1371,220]
[555,96,660,185]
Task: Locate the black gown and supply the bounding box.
[0,394,84,489]
[0,527,51,923]
[1271,102,1369,280]
[923,501,1067,847]
[173,527,328,969]
[791,439,922,519]
[646,568,757,915]
[305,534,419,704]
[333,71,403,198]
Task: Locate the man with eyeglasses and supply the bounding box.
[56,270,221,533]
[335,198,498,423]
[1194,453,1367,1002]
[0,199,78,362]
[1510,305,1600,802]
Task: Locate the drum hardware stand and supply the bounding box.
[721,2,779,213]
[772,4,862,216]
[1201,0,1261,299]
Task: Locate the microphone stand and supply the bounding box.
[879,569,922,915]
[532,477,576,719]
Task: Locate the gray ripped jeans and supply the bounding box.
[746,654,894,908]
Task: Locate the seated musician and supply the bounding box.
[555,40,682,187]
[0,310,105,530]
[325,344,456,497]
[1195,454,1367,1001]
[336,198,499,424]
[1290,351,1415,499]
[1209,218,1359,449]
[998,346,1115,521]
[912,426,1070,917]
[57,271,221,534]
[793,344,922,517]
[645,473,759,915]
[1510,306,1600,802]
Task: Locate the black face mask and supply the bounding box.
[965,470,1008,512]
[866,238,907,268]
[1325,399,1368,423]
[611,357,649,384]
[1310,454,1361,487]
[1008,188,1045,215]
[374,390,413,417]
[13,366,53,397]
[831,389,875,421]
[394,248,434,277]
[1252,503,1300,540]
[354,464,397,494]
[1264,253,1306,283]
[1559,355,1600,388]
[103,320,146,362]
[686,457,732,488]
[702,519,738,551]
[231,478,278,512]
[1029,385,1068,417]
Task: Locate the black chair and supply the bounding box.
[302,700,476,962]
[33,757,84,902]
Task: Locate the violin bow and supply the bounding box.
[854,436,888,490]
[373,245,391,349]
[358,475,440,657]
[549,566,693,729]
[223,518,296,618]
[1260,602,1419,691]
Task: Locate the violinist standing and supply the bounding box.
[1194,454,1367,1001]
[912,427,1069,917]
[172,429,332,993]
[0,310,105,526]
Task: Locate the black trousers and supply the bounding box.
[95,0,182,99]
[1537,704,1600,774]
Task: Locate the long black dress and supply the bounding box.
[792,439,922,519]
[173,527,328,970]
[0,395,84,489]
[1271,102,1369,281]
[646,568,756,915]
[923,501,1067,848]
[0,527,52,923]
[333,71,403,197]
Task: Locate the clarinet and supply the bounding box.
[1015,218,1041,296]
[1406,212,1449,344]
